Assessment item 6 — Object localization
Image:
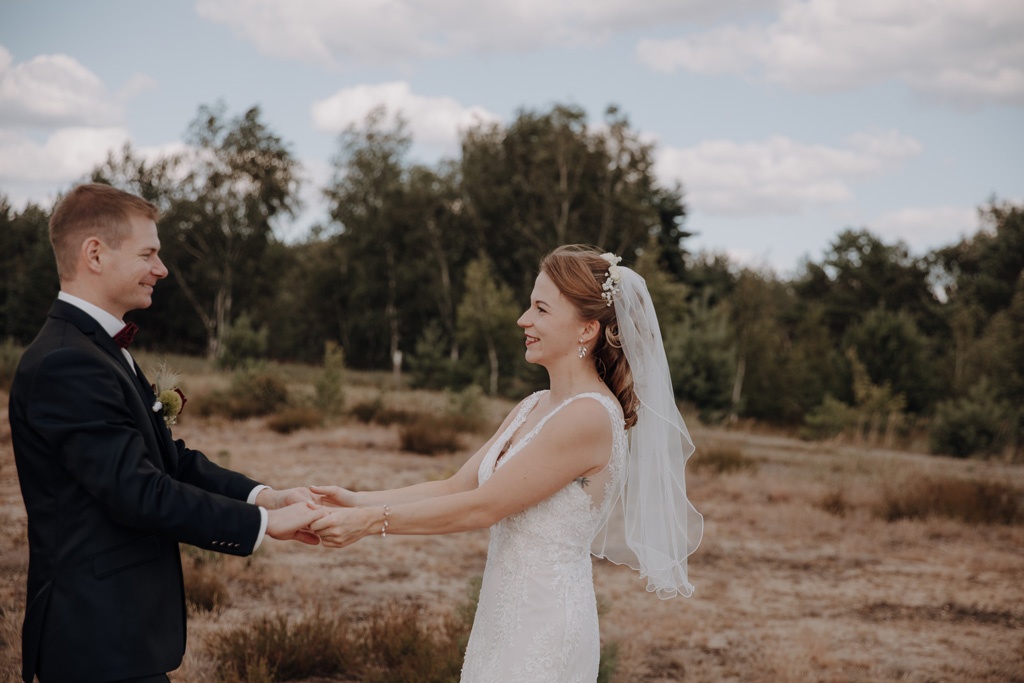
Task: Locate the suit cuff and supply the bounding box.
[248,484,269,505]
[254,507,268,551]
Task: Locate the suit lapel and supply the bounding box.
[48,300,177,473]
[135,362,179,474]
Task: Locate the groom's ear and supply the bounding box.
[82,237,104,275]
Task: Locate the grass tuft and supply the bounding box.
[210,610,356,681]
[399,417,462,455]
[266,406,323,434]
[875,477,1023,525]
[691,444,758,475]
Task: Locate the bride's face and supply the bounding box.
[517,271,583,365]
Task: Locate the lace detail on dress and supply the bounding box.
[461,391,628,683]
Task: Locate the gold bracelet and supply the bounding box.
[380,504,391,538]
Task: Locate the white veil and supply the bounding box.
[591,266,704,598]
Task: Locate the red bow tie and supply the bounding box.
[113,322,138,349]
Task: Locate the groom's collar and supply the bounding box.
[57,291,127,340]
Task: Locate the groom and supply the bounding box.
[9,183,325,683]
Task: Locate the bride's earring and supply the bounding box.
[578,338,588,359]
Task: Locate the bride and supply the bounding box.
[310,245,703,682]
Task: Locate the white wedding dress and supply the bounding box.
[461,390,628,683]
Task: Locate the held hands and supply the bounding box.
[309,485,359,507]
[266,502,329,546]
[260,485,380,548]
[255,486,321,509]
[309,506,381,549]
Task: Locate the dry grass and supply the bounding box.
[2,382,1024,682]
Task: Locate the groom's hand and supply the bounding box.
[256,486,321,510]
[266,502,327,545]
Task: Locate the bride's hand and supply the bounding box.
[309,507,379,548]
[310,485,359,507]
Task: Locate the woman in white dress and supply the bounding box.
[310,245,703,682]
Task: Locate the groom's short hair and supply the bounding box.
[49,183,160,282]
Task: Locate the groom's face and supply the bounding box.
[101,214,168,317]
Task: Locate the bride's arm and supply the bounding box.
[310,399,612,546]
[311,400,525,507]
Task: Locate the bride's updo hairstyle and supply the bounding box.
[540,245,640,429]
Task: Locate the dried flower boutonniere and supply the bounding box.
[150,362,188,427]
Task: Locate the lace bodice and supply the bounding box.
[461,391,628,683]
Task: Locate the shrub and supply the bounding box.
[183,557,229,613]
[348,396,384,423]
[266,406,323,434]
[314,341,345,416]
[359,602,465,683]
[801,395,857,440]
[217,313,269,370]
[598,640,620,683]
[399,417,462,455]
[199,367,290,420]
[0,339,22,392]
[445,384,488,433]
[875,477,1023,525]
[818,488,850,517]
[691,445,757,474]
[210,611,357,681]
[347,396,417,426]
[929,381,1014,458]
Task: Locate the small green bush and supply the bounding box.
[399,417,462,455]
[199,367,290,420]
[266,406,323,434]
[314,341,345,416]
[691,445,757,474]
[217,313,269,370]
[598,640,620,683]
[875,477,1023,525]
[929,381,1014,458]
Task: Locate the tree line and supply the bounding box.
[1,102,1021,458]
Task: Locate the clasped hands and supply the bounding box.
[259,485,376,548]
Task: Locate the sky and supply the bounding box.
[1,0,1022,276]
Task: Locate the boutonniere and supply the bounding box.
[150,362,188,427]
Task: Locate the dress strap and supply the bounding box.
[524,392,623,444]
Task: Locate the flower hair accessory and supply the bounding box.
[599,252,623,306]
[150,362,188,427]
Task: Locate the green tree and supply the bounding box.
[165,103,301,358]
[0,199,59,343]
[459,103,689,302]
[456,257,520,396]
[844,307,936,413]
[797,229,941,339]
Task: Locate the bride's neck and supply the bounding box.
[545,359,604,403]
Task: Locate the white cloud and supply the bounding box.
[0,46,122,128]
[867,205,978,250]
[636,0,1024,107]
[194,0,778,67]
[311,81,500,153]
[655,129,922,216]
[0,127,132,183]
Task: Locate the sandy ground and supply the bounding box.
[1,390,1022,682]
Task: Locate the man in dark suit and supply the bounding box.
[9,183,326,682]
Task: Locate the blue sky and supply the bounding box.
[1,0,1021,275]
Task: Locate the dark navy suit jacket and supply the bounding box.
[10,300,263,682]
